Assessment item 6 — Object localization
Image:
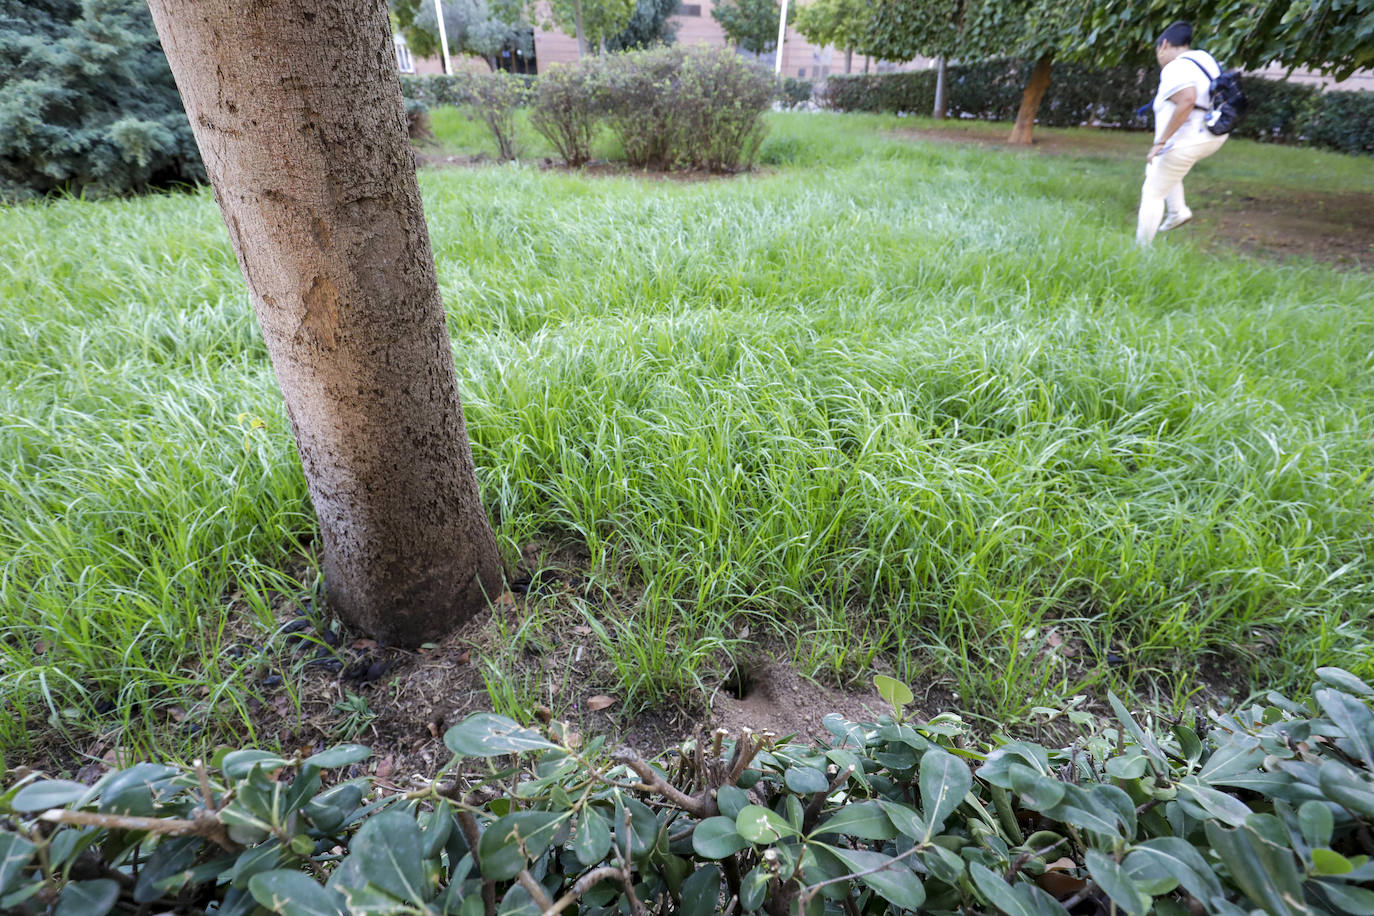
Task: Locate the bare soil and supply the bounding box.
[894,126,1374,270]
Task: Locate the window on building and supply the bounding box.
[394,36,415,74]
[679,3,702,14]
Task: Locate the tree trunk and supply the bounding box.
[573,0,589,57]
[844,48,852,74]
[1008,53,1053,145]
[933,56,948,119]
[146,0,505,647]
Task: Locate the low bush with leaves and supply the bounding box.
[529,63,602,168]
[777,77,815,110]
[4,668,1374,915]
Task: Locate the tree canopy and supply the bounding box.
[711,0,792,55]
[394,0,532,68]
[606,0,681,51]
[792,0,872,65]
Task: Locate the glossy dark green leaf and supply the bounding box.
[479,811,564,881]
[784,766,830,794]
[1197,738,1265,782]
[1085,850,1150,916]
[823,845,925,911]
[353,810,428,902]
[1007,763,1065,811]
[574,807,612,866]
[53,879,118,916]
[221,750,288,780]
[228,839,281,889]
[249,870,348,916]
[0,833,36,896]
[1315,667,1373,696]
[969,862,1035,916]
[716,785,750,818]
[614,797,662,859]
[812,800,897,840]
[1123,837,1223,902]
[1176,778,1252,827]
[693,816,749,858]
[1317,688,1374,767]
[1298,800,1335,848]
[679,864,722,916]
[736,804,797,843]
[1315,881,1374,915]
[1317,763,1374,818]
[876,800,926,840]
[443,713,557,757]
[1204,821,1307,916]
[304,781,365,834]
[1105,754,1149,780]
[919,748,971,837]
[133,835,198,904]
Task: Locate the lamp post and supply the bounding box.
[432,0,453,74]
[773,0,789,74]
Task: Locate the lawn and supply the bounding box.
[2,111,1372,768]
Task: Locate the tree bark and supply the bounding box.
[573,0,589,57]
[844,48,852,74]
[933,56,948,119]
[146,0,504,647]
[1008,53,1053,145]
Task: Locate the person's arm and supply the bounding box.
[1148,85,1198,162]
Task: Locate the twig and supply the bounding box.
[1005,837,1067,882]
[518,870,554,911]
[541,866,629,915]
[612,749,715,819]
[620,805,649,916]
[38,809,240,853]
[801,764,854,833]
[726,730,764,786]
[456,806,497,916]
[193,758,217,811]
[1062,879,1100,910]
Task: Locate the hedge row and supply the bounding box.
[3,669,1374,914]
[402,47,777,172]
[821,60,1374,155]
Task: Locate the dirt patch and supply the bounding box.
[893,126,1374,271]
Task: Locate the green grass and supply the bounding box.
[2,111,1372,764]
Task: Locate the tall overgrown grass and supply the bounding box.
[2,112,1371,762]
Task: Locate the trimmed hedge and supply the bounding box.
[822,60,1374,155]
[3,669,1374,914]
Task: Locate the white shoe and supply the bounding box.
[1159,209,1193,232]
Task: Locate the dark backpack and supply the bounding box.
[1185,54,1247,135]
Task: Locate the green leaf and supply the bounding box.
[740,865,769,911]
[0,833,36,897]
[679,864,722,916]
[221,750,288,780]
[969,862,1035,916]
[692,816,749,858]
[352,810,428,902]
[876,800,926,840]
[919,748,971,837]
[812,800,897,841]
[574,807,612,866]
[1123,837,1223,903]
[874,674,914,711]
[1176,778,1253,827]
[480,811,564,881]
[736,804,797,843]
[54,879,119,916]
[443,713,558,757]
[304,744,371,769]
[1085,850,1150,916]
[1107,692,1166,771]
[784,766,830,794]
[716,785,750,818]
[10,779,87,812]
[303,781,365,834]
[1008,763,1065,810]
[822,845,925,911]
[1298,800,1334,848]
[249,870,347,916]
[1312,847,1354,875]
[1316,667,1373,696]
[1197,738,1265,782]
[1315,881,1374,915]
[1105,754,1149,780]
[1204,821,1308,916]
[228,839,282,889]
[1317,688,1374,768]
[1317,762,1374,818]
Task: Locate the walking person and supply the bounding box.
[1137,21,1228,246]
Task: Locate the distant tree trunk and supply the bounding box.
[147,0,505,647]
[1008,53,1053,145]
[844,48,852,73]
[864,56,870,74]
[573,0,589,56]
[933,56,948,119]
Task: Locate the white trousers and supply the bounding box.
[1136,134,1227,246]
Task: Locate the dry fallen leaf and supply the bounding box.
[1038,870,1087,899]
[167,706,187,723]
[572,626,592,636]
[1046,631,1063,648]
[586,695,617,711]
[1043,857,1076,872]
[375,756,395,778]
[495,591,516,610]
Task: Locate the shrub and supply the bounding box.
[1235,77,1320,143]
[0,0,204,201]
[4,669,1374,915]
[530,62,601,167]
[778,76,814,109]
[462,71,534,161]
[405,100,434,141]
[1301,89,1374,156]
[597,46,688,169]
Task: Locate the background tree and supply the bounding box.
[0,0,203,200]
[537,0,635,55]
[388,0,439,57]
[792,0,871,74]
[404,0,532,69]
[146,0,505,647]
[711,0,792,56]
[606,0,681,51]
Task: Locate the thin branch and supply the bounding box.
[612,749,714,819]
[518,870,554,911]
[801,764,854,833]
[38,809,240,853]
[541,866,628,915]
[456,806,497,916]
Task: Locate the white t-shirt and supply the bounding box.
[1153,49,1221,147]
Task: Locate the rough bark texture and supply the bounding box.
[1008,54,1053,145]
[147,0,504,647]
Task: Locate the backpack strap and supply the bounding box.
[1180,54,1216,110]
